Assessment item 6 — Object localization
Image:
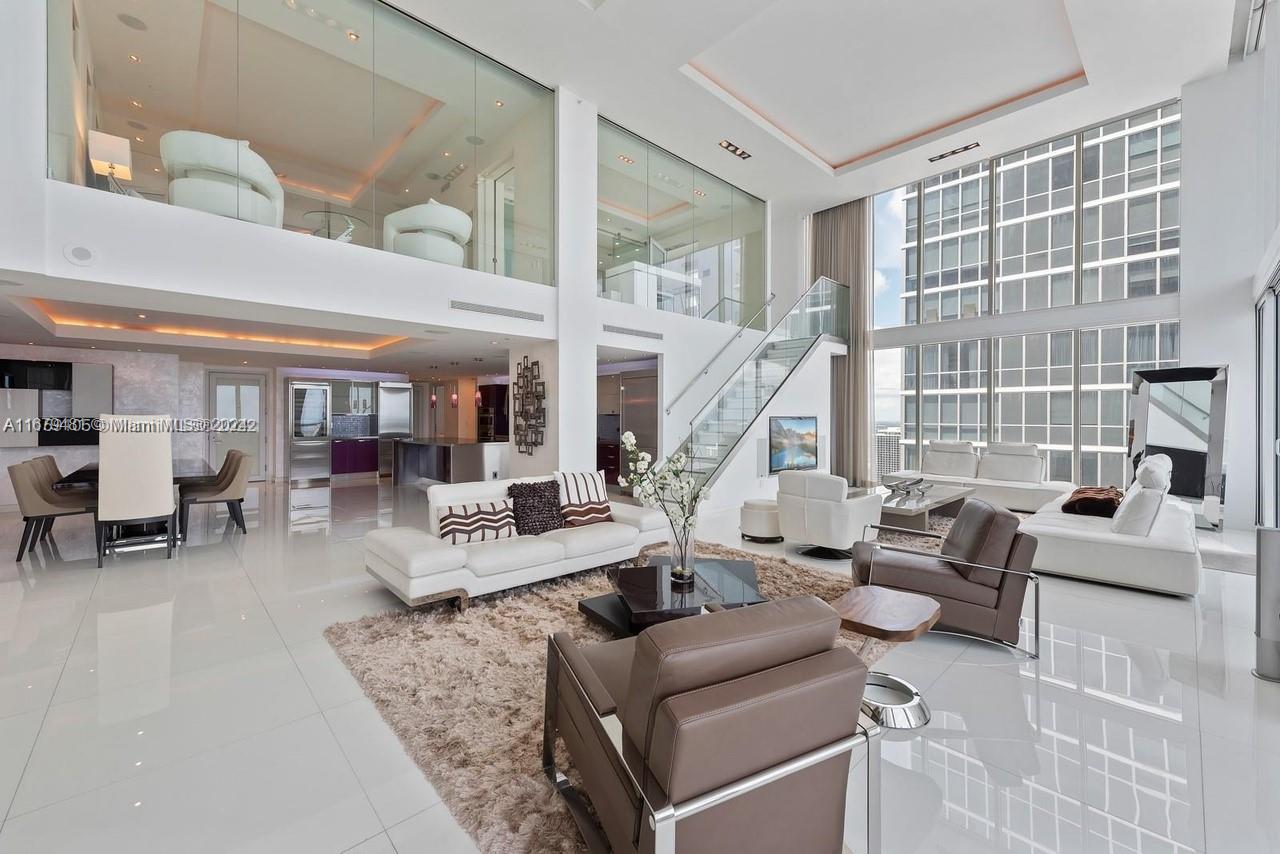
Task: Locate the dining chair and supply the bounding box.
[7,461,95,560]
[179,450,249,540]
[29,455,96,541]
[95,414,177,568]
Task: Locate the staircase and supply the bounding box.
[675,277,849,488]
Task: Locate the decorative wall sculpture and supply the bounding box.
[513,356,546,456]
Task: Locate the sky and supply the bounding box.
[872,186,907,426]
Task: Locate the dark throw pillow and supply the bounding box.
[1061,486,1125,518]
[507,479,565,536]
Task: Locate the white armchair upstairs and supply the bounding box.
[777,470,884,560]
[159,130,284,228]
[383,199,473,266]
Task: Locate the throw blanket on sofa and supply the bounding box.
[1061,486,1125,518]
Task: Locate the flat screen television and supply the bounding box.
[769,416,818,474]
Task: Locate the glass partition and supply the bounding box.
[46,0,555,286]
[597,119,766,327]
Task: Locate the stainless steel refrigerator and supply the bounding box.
[377,383,413,477]
[288,381,331,484]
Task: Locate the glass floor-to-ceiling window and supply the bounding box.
[46,0,555,285]
[869,102,1182,488]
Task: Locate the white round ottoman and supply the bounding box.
[740,498,782,543]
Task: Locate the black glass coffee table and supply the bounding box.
[579,556,765,637]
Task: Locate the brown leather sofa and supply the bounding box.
[543,596,881,854]
[852,498,1039,655]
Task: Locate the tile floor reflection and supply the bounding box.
[0,483,1273,852]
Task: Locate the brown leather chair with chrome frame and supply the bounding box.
[543,596,882,854]
[853,498,1040,657]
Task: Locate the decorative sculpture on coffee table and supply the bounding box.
[513,356,546,456]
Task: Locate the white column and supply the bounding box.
[0,0,49,277]
[552,87,600,473]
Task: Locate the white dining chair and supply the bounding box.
[95,414,177,567]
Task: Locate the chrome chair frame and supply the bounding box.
[542,635,883,854]
[861,523,1041,660]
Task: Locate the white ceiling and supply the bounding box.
[689,0,1085,170]
[388,0,1240,212]
[0,294,529,380]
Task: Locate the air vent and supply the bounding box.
[718,140,751,160]
[928,141,980,163]
[603,324,663,341]
[449,301,544,323]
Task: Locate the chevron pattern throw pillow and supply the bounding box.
[437,500,517,544]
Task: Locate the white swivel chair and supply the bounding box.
[160,130,284,228]
[383,199,472,266]
[777,471,883,560]
[95,415,177,567]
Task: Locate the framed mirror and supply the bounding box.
[1130,366,1228,530]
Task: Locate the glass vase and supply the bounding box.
[669,517,697,584]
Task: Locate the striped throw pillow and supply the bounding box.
[555,471,613,527]
[437,500,517,544]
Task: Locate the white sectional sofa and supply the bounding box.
[1018,454,1202,595]
[363,477,668,609]
[887,441,1075,513]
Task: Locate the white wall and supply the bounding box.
[699,340,843,511]
[1181,53,1267,527]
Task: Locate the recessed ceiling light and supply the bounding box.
[128,54,142,64]
[275,171,286,179]
[617,154,635,165]
[718,140,751,160]
[137,313,147,319]
[442,151,451,157]
[693,188,706,198]
[134,136,144,143]
[130,99,143,109]
[283,0,297,8]
[153,167,160,173]
[26,341,32,345]
[345,29,359,41]
[305,7,318,17]
[494,99,504,108]
[242,360,249,365]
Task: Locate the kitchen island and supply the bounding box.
[392,437,510,485]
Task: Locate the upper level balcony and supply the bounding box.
[46,0,555,288]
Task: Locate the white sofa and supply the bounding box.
[887,441,1075,513]
[362,477,668,609]
[776,470,883,559]
[1018,455,1201,595]
[383,200,472,266]
[159,130,284,228]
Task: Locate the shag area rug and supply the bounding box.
[324,540,896,853]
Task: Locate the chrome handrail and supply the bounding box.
[665,293,776,415]
[682,276,846,429]
[700,295,745,322]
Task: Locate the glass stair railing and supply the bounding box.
[677,277,849,487]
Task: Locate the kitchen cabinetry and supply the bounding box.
[332,381,376,415]
[597,376,620,415]
[71,363,113,417]
[331,437,379,475]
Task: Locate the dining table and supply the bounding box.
[55,458,217,489]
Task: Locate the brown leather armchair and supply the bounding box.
[543,596,881,854]
[852,498,1039,656]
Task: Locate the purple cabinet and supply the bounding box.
[332,438,378,475]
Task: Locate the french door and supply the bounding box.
[208,372,267,481]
